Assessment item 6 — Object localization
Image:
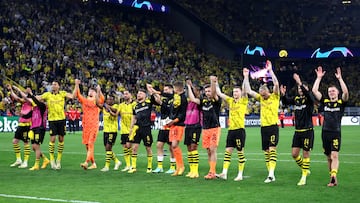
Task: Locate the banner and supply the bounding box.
[1,115,358,132]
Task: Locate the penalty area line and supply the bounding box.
[0,194,101,203]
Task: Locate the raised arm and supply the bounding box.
[7,84,22,102]
[242,68,250,97]
[266,60,279,95]
[335,67,349,102]
[210,76,219,101]
[146,83,162,105]
[243,68,257,98]
[186,80,200,104]
[312,66,325,101]
[214,77,227,100]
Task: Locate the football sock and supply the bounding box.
[294,155,303,168]
[330,169,338,177]
[222,150,231,174]
[269,149,277,177]
[49,142,55,161]
[131,154,137,169]
[192,150,199,174]
[23,143,30,162]
[123,147,131,167]
[157,155,164,169]
[302,157,310,176]
[264,151,270,172]
[173,146,184,168]
[105,151,112,168]
[13,143,21,161]
[209,161,216,174]
[57,141,64,162]
[238,151,246,176]
[170,158,176,170]
[147,155,153,170]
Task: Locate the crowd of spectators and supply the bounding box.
[176,0,360,48]
[0,0,359,117]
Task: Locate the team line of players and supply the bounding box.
[8,60,348,187]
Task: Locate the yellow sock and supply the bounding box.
[49,142,55,161]
[330,169,338,177]
[294,155,303,168]
[105,151,112,168]
[302,157,310,176]
[147,155,153,170]
[24,143,31,161]
[193,150,199,174]
[131,154,137,169]
[238,151,246,173]
[13,143,21,160]
[57,142,64,162]
[34,159,40,168]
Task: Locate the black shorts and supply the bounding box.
[184,125,201,146]
[104,132,118,146]
[157,129,170,143]
[30,127,46,145]
[322,130,341,156]
[49,120,66,136]
[121,134,130,145]
[14,125,30,142]
[226,128,246,151]
[132,126,153,147]
[261,125,279,151]
[292,129,314,151]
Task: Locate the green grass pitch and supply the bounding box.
[0,126,359,203]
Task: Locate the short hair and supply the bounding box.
[52,80,61,86]
[233,85,242,90]
[259,84,269,92]
[173,81,184,89]
[203,84,211,89]
[328,84,339,91]
[138,88,147,93]
[164,84,173,89]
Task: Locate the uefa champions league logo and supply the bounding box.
[311,47,354,58]
[131,0,153,10]
[244,45,266,56]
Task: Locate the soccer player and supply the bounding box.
[312,66,349,187]
[7,84,32,168]
[149,84,176,174]
[281,73,315,186]
[188,76,222,179]
[116,90,137,171]
[166,81,188,176]
[100,94,122,172]
[127,88,157,173]
[245,60,280,183]
[184,80,202,179]
[74,79,104,170]
[39,80,74,169]
[216,68,249,181]
[17,87,50,171]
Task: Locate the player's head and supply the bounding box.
[51,80,60,92]
[203,84,212,98]
[173,81,184,94]
[328,85,339,101]
[259,84,270,100]
[137,88,147,102]
[163,84,174,94]
[232,86,242,99]
[106,94,114,105]
[88,87,97,98]
[123,90,132,101]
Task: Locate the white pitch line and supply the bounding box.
[0,194,100,203]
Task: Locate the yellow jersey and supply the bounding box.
[255,93,280,127]
[117,101,136,134]
[41,91,67,121]
[225,96,248,130]
[103,104,118,133]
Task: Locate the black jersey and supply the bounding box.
[321,98,346,132]
[200,97,222,129]
[169,92,187,126]
[160,93,173,119]
[133,97,156,127]
[281,85,315,129]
